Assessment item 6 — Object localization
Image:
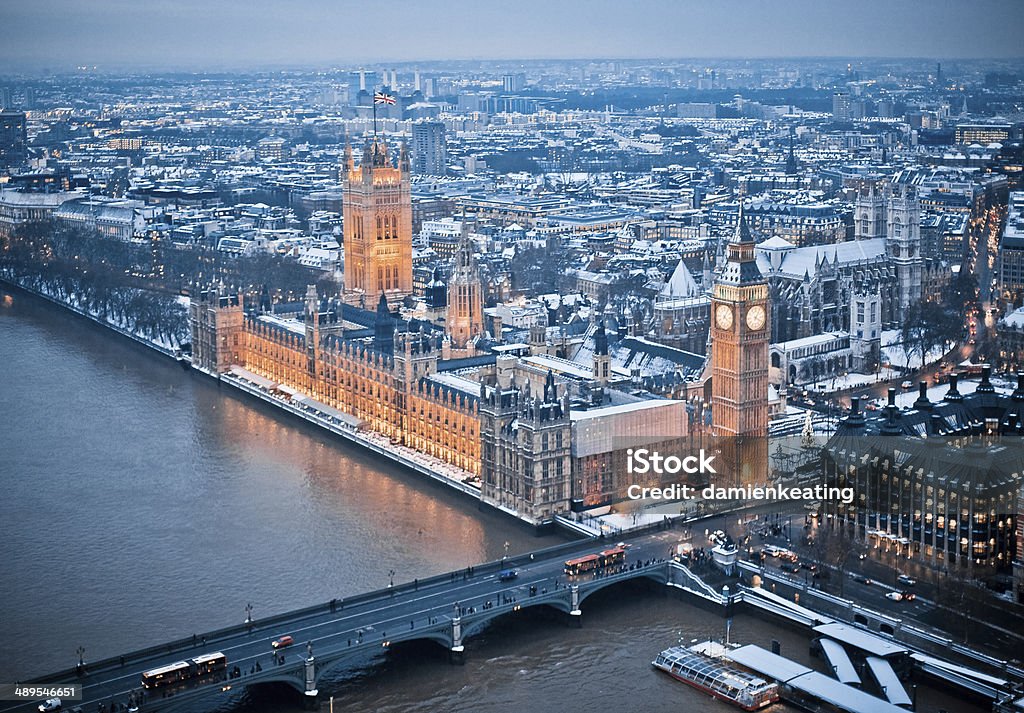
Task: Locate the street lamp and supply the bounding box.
[503,541,510,560]
[388,569,395,588]
[245,602,253,628]
[76,646,85,672]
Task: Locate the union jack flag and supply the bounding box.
[373,91,396,105]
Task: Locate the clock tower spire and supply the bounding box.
[710,203,770,486]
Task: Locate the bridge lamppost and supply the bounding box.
[388,569,395,588]
[503,541,510,560]
[245,602,253,630]
[76,646,85,675]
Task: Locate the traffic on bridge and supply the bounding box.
[2,527,685,713]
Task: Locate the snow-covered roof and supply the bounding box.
[774,331,850,352]
[570,398,682,421]
[759,235,796,250]
[756,238,887,278]
[1001,306,1024,330]
[425,371,480,397]
[659,259,701,299]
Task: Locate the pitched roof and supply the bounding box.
[659,258,701,299]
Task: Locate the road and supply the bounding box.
[8,502,1020,713]
[1,527,687,713]
[746,512,1024,660]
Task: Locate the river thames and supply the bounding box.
[0,288,981,713]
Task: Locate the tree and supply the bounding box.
[946,269,979,315]
[809,525,859,597]
[934,574,989,644]
[900,300,960,369]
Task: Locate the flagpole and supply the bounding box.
[372,88,377,141]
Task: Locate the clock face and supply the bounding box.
[715,304,734,330]
[746,305,766,331]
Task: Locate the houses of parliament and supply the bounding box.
[190,138,770,523]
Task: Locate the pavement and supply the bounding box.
[744,511,1024,661]
[0,526,688,713]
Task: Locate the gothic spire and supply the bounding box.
[734,202,754,244]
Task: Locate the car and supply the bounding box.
[781,562,801,573]
[850,573,872,585]
[897,574,916,586]
[498,568,519,582]
[38,700,61,713]
[800,562,819,572]
[885,591,904,601]
[901,380,913,389]
[271,635,294,649]
[858,552,868,560]
[900,591,916,601]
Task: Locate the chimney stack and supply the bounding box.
[914,381,932,411]
[945,372,963,402]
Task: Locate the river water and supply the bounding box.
[0,288,979,713]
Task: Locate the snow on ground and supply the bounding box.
[803,367,904,393]
[880,329,948,370]
[801,331,953,393]
[890,373,1014,409]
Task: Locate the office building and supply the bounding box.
[411,121,447,176]
[0,110,28,170]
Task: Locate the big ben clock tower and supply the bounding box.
[710,205,769,486]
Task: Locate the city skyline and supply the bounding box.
[2,4,1024,709]
[2,0,1024,72]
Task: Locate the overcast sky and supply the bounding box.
[1,0,1022,71]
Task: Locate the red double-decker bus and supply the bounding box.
[563,553,601,575]
[599,547,626,567]
[564,547,627,575]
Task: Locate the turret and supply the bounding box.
[361,141,373,181]
[374,292,395,355]
[592,323,610,386]
[399,141,410,172]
